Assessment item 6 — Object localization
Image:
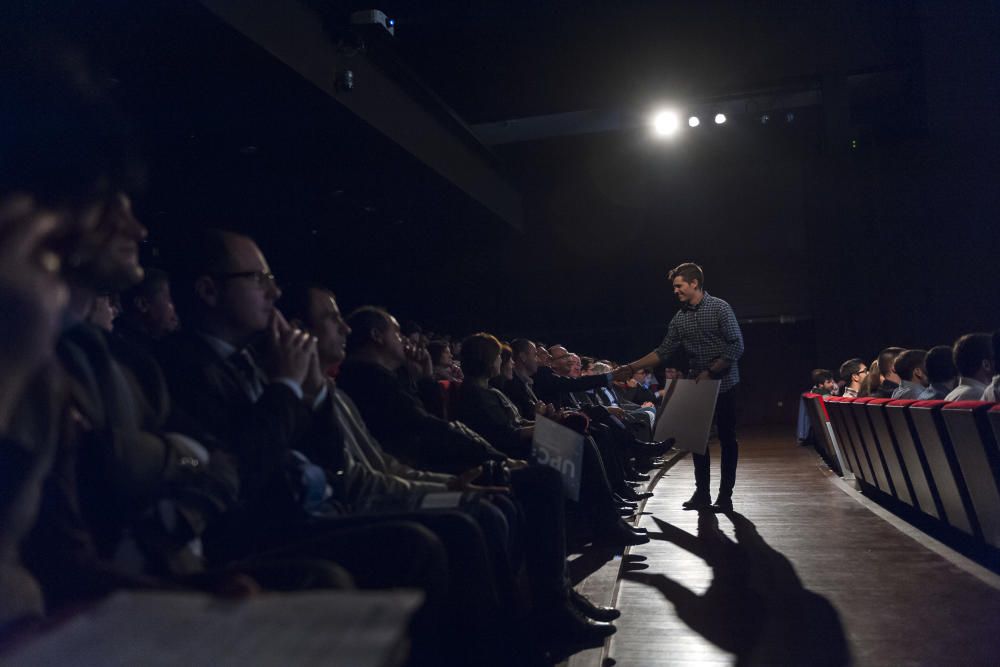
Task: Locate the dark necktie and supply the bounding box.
[229,349,264,401]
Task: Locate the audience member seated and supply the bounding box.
[0,55,80,624]
[428,338,457,381]
[983,330,1000,401]
[873,347,904,398]
[505,339,549,418]
[945,333,994,401]
[489,341,515,392]
[334,306,624,650]
[838,358,868,398]
[337,307,509,473]
[809,369,836,396]
[918,345,958,399]
[84,293,117,332]
[891,349,929,399]
[858,358,880,397]
[619,367,659,406]
[115,267,180,350]
[455,334,649,547]
[280,287,621,655]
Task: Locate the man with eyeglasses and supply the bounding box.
[838,358,868,398]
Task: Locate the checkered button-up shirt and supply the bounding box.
[654,292,745,393]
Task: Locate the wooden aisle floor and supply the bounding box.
[605,427,1000,666]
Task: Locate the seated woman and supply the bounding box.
[458,335,534,460]
[456,333,648,547]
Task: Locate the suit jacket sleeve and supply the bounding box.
[158,335,310,502]
[532,367,611,404]
[338,363,506,471]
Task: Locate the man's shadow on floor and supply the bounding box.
[623,510,850,666]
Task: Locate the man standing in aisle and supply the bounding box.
[620,262,744,511]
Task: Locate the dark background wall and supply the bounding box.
[12,1,999,425]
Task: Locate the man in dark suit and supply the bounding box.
[159,231,599,663]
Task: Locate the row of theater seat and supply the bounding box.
[802,393,1000,552]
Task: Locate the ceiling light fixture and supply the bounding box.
[652,110,680,137]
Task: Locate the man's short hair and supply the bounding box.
[346,306,393,351]
[839,358,866,383]
[924,345,957,384]
[511,338,534,358]
[668,262,704,288]
[460,333,501,378]
[953,333,993,377]
[893,349,928,381]
[811,369,834,386]
[165,228,237,320]
[878,347,905,375]
[427,339,450,366]
[280,282,332,328]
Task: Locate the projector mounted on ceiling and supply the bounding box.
[350,9,395,36]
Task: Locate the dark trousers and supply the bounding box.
[693,387,739,498]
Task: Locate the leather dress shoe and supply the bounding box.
[712,495,733,512]
[628,437,676,457]
[537,600,617,644]
[619,506,636,517]
[594,519,649,547]
[681,491,712,510]
[615,496,639,510]
[570,589,621,622]
[617,486,653,502]
[626,471,651,482]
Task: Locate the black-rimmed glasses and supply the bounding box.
[211,271,277,288]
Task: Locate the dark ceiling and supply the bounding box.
[7,0,998,380]
[381,0,920,122]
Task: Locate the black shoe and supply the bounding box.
[617,486,653,502]
[536,600,617,645]
[712,495,733,512]
[594,519,650,547]
[681,492,711,510]
[570,589,621,622]
[613,495,638,510]
[628,437,676,457]
[627,472,651,482]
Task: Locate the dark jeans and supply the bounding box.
[693,387,739,498]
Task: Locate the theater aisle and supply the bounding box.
[607,428,1000,666]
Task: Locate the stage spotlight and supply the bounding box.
[714,113,727,125]
[760,114,770,125]
[688,116,700,127]
[652,110,680,137]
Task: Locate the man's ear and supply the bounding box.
[370,327,384,345]
[984,358,995,375]
[194,276,219,307]
[133,295,150,314]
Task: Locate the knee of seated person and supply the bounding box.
[299,560,355,590]
[513,462,562,488]
[393,521,450,565]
